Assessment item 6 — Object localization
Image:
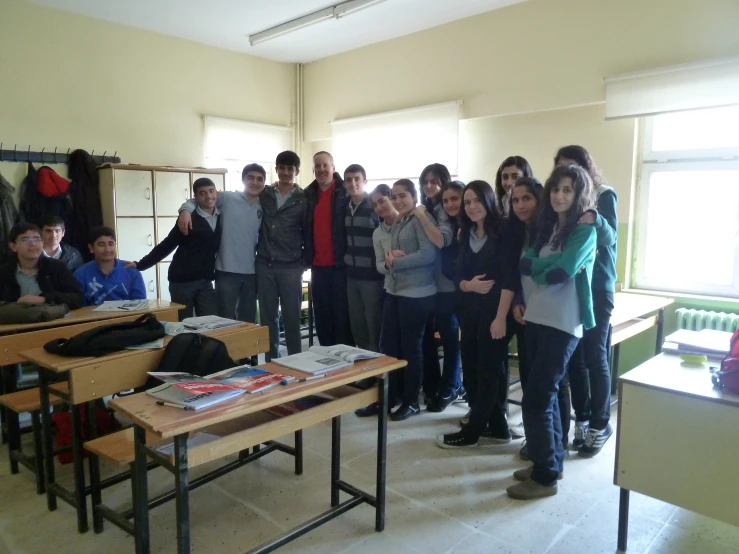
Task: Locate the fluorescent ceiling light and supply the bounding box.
[249,0,388,46]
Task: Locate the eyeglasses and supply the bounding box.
[17,237,42,244]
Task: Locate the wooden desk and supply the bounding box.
[615,353,737,551]
[110,356,406,554]
[20,321,257,534]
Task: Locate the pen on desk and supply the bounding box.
[156,401,194,411]
[281,375,326,385]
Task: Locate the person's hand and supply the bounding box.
[490,317,506,340]
[385,250,394,269]
[124,261,137,269]
[465,274,494,294]
[513,305,526,325]
[413,205,427,218]
[579,212,596,225]
[18,295,45,304]
[390,249,406,258]
[177,210,192,235]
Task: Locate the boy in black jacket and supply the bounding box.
[39,215,84,273]
[128,178,221,320]
[0,223,84,309]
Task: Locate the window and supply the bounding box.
[203,116,290,191]
[634,105,739,297]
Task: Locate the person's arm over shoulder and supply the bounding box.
[436,208,454,248]
[391,217,437,270]
[136,224,182,271]
[127,267,148,300]
[179,191,226,214]
[531,225,597,285]
[593,189,618,247]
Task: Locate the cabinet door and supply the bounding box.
[115,218,155,263]
[156,217,179,261]
[158,262,171,301]
[114,170,154,216]
[193,173,226,191]
[155,171,191,217]
[140,267,157,300]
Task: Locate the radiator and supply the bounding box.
[675,308,739,333]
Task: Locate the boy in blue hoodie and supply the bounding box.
[74,226,146,305]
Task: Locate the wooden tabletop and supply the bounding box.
[611,292,674,327]
[0,300,183,335]
[19,322,257,375]
[110,356,406,439]
[619,353,739,408]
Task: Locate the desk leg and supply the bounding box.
[655,309,665,356]
[308,283,314,348]
[331,416,341,507]
[611,343,621,396]
[132,426,150,554]
[38,367,57,512]
[69,402,89,533]
[618,488,630,551]
[294,430,303,475]
[174,433,191,554]
[375,376,388,532]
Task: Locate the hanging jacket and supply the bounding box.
[19,162,72,227]
[67,150,103,262]
[0,172,19,264]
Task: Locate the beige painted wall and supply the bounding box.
[0,0,295,185]
[304,0,739,141]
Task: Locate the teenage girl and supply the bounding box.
[555,146,618,457]
[376,179,437,421]
[494,156,533,217]
[415,164,463,413]
[507,164,596,500]
[356,184,399,417]
[436,180,520,448]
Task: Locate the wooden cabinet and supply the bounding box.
[99,164,227,300]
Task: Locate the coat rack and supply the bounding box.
[0,144,121,165]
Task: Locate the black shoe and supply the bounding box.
[422,392,435,406]
[390,403,420,421]
[355,403,381,417]
[480,427,512,446]
[427,390,456,413]
[453,386,467,404]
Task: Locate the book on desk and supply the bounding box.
[272,344,382,375]
[663,329,732,357]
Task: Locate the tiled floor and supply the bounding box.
[1,391,738,554]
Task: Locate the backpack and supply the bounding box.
[712,329,739,395]
[0,302,69,324]
[43,313,165,357]
[138,332,237,392]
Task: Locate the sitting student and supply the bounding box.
[128,178,221,320]
[39,215,84,272]
[74,226,146,305]
[0,223,84,309]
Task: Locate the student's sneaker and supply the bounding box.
[427,387,459,413]
[436,431,478,449]
[390,403,420,422]
[573,420,589,450]
[578,424,613,458]
[459,409,471,427]
[479,427,512,446]
[513,466,563,482]
[453,386,467,403]
[506,479,558,500]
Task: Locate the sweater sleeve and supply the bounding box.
[391,218,437,271]
[136,224,182,271]
[436,208,454,248]
[498,224,523,293]
[531,225,597,285]
[373,229,390,275]
[178,192,226,213]
[128,269,148,300]
[593,190,618,247]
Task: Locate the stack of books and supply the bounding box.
[272,344,382,375]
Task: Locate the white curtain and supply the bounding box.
[203,116,290,164]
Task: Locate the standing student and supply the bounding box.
[356,184,399,417]
[494,156,533,217]
[177,164,265,323]
[376,179,437,421]
[256,151,309,361]
[39,215,84,273]
[507,164,596,500]
[304,151,351,346]
[129,178,221,320]
[343,164,384,352]
[436,180,520,448]
[0,222,84,309]
[556,146,618,457]
[416,164,463,413]
[75,227,147,305]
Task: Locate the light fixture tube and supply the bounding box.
[334,0,388,18]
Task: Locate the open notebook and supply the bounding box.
[272,345,382,375]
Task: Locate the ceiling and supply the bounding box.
[28,0,525,63]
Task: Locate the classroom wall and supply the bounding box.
[0,0,295,194]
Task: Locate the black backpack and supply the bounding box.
[44,313,165,357]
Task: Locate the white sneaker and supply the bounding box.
[573,420,589,450]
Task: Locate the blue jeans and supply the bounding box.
[422,292,461,398]
[380,294,435,406]
[568,289,614,430]
[523,322,579,486]
[311,266,352,347]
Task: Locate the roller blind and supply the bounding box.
[330,101,460,180]
[604,57,739,120]
[203,116,290,164]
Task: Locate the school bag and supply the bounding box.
[0,302,69,324]
[43,313,165,357]
[712,329,739,395]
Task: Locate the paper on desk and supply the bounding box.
[664,329,732,355]
[124,338,164,350]
[180,316,242,331]
[92,300,154,312]
[155,432,220,456]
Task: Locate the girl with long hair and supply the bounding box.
[507,164,596,500]
[436,180,520,448]
[554,146,618,458]
[494,156,533,216]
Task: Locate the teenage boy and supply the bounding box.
[0,223,84,308]
[342,164,383,352]
[38,215,84,273]
[256,151,309,360]
[304,151,351,346]
[128,178,221,320]
[74,227,146,305]
[177,164,265,323]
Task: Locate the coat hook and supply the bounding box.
[102,150,107,161]
[91,149,95,158]
[13,144,17,162]
[113,151,117,161]
[53,147,58,164]
[0,143,3,162]
[41,147,46,164]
